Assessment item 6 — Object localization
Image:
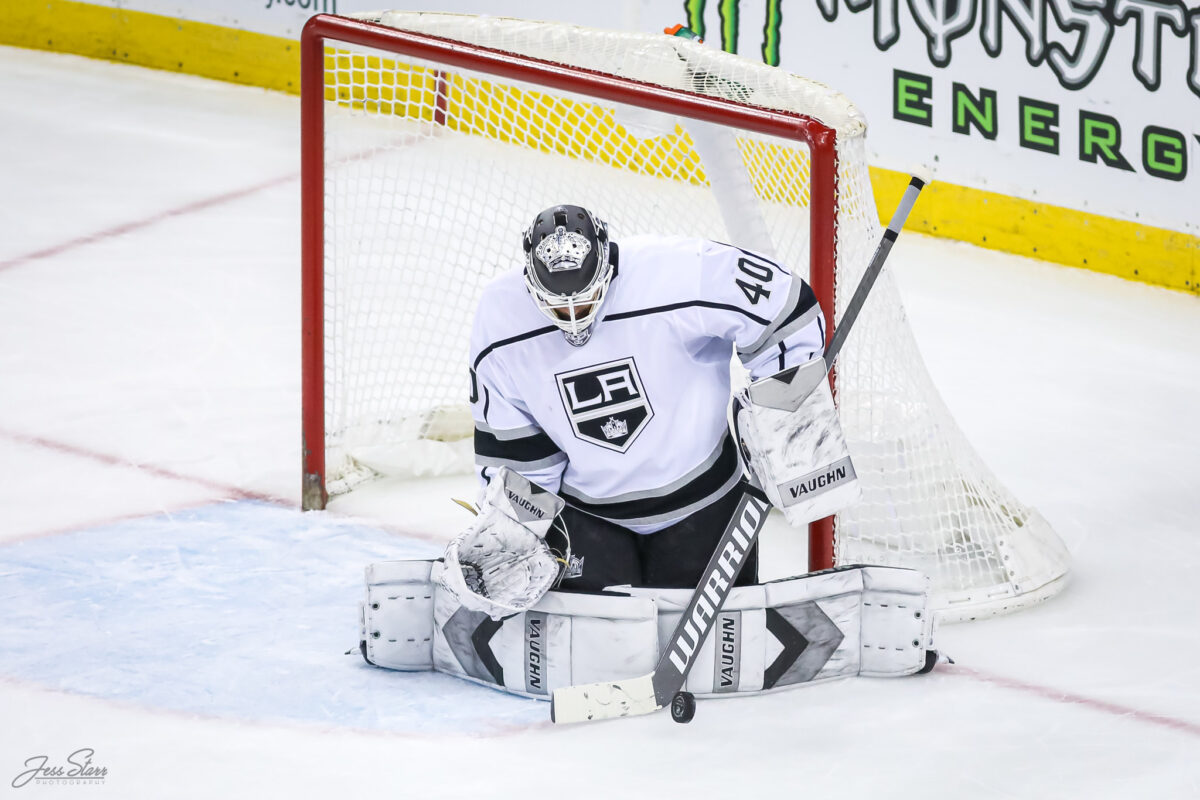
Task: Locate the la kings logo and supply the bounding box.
[555,357,653,453]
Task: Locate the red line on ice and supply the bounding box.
[0,428,449,545]
[0,173,297,272]
[946,663,1200,738]
[0,428,279,504]
[0,129,434,274]
[3,501,234,545]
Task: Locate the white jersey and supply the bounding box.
[469,235,824,534]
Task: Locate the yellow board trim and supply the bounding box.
[0,0,301,93]
[870,169,1198,295]
[3,0,1197,295]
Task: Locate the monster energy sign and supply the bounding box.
[687,0,1200,95]
[683,0,1197,187]
[683,0,785,64]
[892,68,1192,181]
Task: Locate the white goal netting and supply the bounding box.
[307,11,1069,620]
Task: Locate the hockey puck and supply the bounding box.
[670,691,696,723]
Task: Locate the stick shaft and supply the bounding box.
[650,491,770,705]
[824,176,926,369]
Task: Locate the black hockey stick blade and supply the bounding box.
[550,490,770,724]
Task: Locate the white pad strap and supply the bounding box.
[737,358,860,526]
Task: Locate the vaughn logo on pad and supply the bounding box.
[778,457,857,506]
[555,357,653,453]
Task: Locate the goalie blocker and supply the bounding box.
[359,561,936,700]
[736,356,860,527]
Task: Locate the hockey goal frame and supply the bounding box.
[300,13,843,570]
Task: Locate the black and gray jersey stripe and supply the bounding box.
[474,423,566,471]
[558,432,743,528]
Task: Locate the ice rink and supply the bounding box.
[2,46,1198,798]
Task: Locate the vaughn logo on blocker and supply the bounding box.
[555,357,653,452]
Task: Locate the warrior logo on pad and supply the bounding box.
[555,357,653,453]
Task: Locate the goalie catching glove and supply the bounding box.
[736,357,861,526]
[440,467,566,620]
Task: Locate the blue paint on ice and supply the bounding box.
[0,502,546,734]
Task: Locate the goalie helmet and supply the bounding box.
[522,204,614,346]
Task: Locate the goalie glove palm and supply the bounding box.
[440,467,565,620]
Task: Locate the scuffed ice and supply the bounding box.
[0,502,546,734]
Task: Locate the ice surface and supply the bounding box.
[0,502,548,734]
[1,46,1198,799]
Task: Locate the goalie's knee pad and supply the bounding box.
[361,560,658,699]
[626,565,935,696]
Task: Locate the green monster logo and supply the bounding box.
[894,69,1194,182]
[683,0,784,66]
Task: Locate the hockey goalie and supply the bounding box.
[357,205,937,715]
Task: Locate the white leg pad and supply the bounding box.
[361,560,658,700]
[361,562,935,699]
[859,566,937,677]
[361,560,437,670]
[431,561,659,699]
[624,565,935,696]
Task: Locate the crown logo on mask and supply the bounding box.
[535,226,592,272]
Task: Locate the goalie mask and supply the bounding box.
[523,205,614,346]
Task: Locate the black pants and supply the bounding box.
[545,481,758,591]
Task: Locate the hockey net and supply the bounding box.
[301,12,1070,621]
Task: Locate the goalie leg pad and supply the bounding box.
[361,559,437,670]
[362,562,934,698]
[624,565,935,696]
[362,560,658,700]
[858,566,937,677]
[432,561,658,699]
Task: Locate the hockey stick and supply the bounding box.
[550,487,770,724]
[823,175,928,368]
[550,176,929,725]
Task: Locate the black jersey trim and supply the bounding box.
[603,300,771,327]
[472,325,560,371]
[774,280,819,329]
[474,426,563,466]
[559,432,742,523]
[712,241,784,267]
